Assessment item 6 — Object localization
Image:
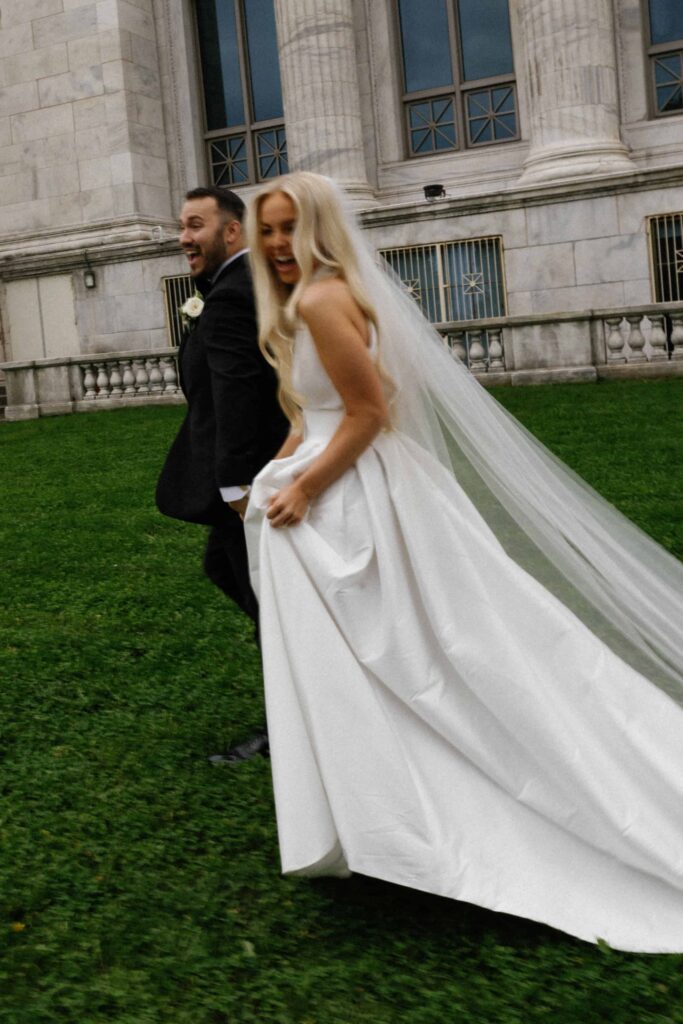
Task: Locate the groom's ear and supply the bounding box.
[224,217,242,247]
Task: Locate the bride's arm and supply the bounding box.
[273,431,303,460]
[266,279,389,528]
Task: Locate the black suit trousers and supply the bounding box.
[203,515,260,643]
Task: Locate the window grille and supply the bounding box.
[646,0,683,116]
[649,213,683,302]
[195,0,288,185]
[397,0,519,157]
[380,238,507,322]
[380,238,507,368]
[163,274,195,348]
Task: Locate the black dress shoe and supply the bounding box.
[208,732,269,764]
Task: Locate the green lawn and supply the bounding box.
[1,379,682,1024]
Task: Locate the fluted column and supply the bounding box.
[518,0,636,183]
[274,0,376,205]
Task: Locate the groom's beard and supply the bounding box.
[185,231,229,279]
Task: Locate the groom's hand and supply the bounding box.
[228,494,250,519]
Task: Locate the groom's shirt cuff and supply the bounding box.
[221,485,250,503]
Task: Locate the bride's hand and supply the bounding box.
[266,482,310,528]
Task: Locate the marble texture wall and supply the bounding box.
[72,251,187,355]
[362,181,679,321]
[0,0,174,244]
[4,275,80,362]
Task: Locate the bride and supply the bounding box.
[242,171,683,953]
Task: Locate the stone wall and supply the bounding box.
[0,0,682,376]
[0,0,175,238]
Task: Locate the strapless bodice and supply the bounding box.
[292,322,377,442]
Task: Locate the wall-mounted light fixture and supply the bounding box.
[83,251,97,289]
[423,184,446,202]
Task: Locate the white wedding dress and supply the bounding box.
[245,322,683,953]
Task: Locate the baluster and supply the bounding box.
[121,359,136,395]
[82,362,97,399]
[670,313,683,361]
[487,327,504,370]
[648,315,668,361]
[148,357,164,394]
[109,360,123,396]
[604,316,626,362]
[468,329,487,373]
[449,330,467,363]
[160,357,179,393]
[133,358,150,395]
[95,361,111,398]
[625,315,646,362]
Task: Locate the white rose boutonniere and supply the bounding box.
[179,291,204,331]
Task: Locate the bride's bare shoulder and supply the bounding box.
[298,275,355,319]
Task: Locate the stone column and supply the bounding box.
[274,0,376,205]
[518,0,636,183]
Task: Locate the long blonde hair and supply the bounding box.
[247,172,382,429]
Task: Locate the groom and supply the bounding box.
[156,185,288,762]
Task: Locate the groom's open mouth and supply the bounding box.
[184,248,202,272]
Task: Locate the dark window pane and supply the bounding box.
[197,0,245,130]
[444,239,505,320]
[257,126,288,178]
[243,0,284,122]
[210,135,249,185]
[435,123,457,148]
[650,215,683,302]
[466,86,517,144]
[458,0,514,82]
[658,82,683,112]
[398,0,453,92]
[654,52,683,112]
[382,246,443,321]
[196,0,245,130]
[649,0,683,44]
[408,96,457,154]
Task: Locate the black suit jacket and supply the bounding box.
[156,254,288,526]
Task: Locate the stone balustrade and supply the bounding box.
[81,354,180,401]
[435,302,682,385]
[1,349,183,422]
[602,311,683,365]
[442,327,506,374]
[2,303,682,421]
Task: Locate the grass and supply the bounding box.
[1,378,682,1024]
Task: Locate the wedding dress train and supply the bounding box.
[245,323,683,953]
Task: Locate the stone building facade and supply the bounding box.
[1,0,682,418]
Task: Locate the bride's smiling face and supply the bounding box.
[259,191,301,285]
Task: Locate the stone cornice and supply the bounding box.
[0,218,182,280]
[3,164,683,279]
[359,164,683,228]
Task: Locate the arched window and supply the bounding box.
[396,0,518,157]
[646,0,683,116]
[195,0,288,185]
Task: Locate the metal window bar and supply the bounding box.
[380,238,507,324]
[162,274,196,348]
[379,244,444,322]
[442,237,507,321]
[379,238,508,372]
[649,213,683,303]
